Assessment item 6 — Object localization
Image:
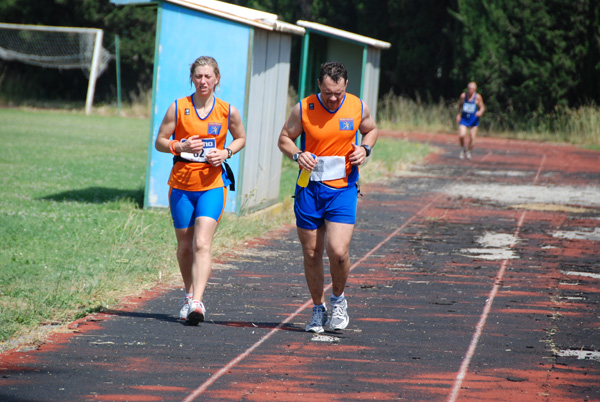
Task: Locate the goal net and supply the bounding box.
[0,22,112,114]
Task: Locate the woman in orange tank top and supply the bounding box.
[155,56,246,325]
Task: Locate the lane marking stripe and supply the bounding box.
[183,153,490,402]
[447,153,546,402]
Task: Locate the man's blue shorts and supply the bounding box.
[459,116,479,127]
[169,187,226,229]
[294,180,358,230]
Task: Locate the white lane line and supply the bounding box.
[182,192,441,402]
[447,153,546,402]
[447,213,526,402]
[561,271,600,279]
[182,153,491,402]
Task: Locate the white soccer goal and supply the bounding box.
[0,22,112,115]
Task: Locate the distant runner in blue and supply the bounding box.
[455,82,485,160]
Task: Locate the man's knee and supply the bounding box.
[303,247,324,262]
[326,243,350,264]
[329,253,349,268]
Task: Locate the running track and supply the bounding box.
[1,131,599,401]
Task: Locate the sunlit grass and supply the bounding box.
[360,137,432,183]
[0,108,290,350]
[4,88,599,351]
[377,92,600,147]
[0,107,431,352]
[377,91,455,133]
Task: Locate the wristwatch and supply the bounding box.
[226,148,233,159]
[361,144,372,157]
[293,152,302,162]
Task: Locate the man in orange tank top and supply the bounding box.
[278,62,378,333]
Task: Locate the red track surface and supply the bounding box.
[1,131,599,401]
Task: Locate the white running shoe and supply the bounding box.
[179,297,192,320]
[306,305,329,333]
[330,298,349,330]
[186,300,206,325]
[459,150,465,160]
[465,150,472,160]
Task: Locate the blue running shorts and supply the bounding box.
[459,116,479,127]
[294,181,358,230]
[169,187,227,229]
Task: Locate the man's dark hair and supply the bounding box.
[318,61,348,84]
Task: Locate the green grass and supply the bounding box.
[377,92,600,147]
[487,105,600,148]
[0,109,174,348]
[360,137,433,183]
[377,91,455,133]
[7,90,598,351]
[0,107,431,351]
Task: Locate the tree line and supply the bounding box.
[1,0,599,126]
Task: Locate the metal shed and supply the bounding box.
[295,20,391,120]
[111,0,304,214]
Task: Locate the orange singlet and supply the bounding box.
[300,93,363,188]
[168,95,230,192]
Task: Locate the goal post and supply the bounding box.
[86,29,104,115]
[0,22,112,115]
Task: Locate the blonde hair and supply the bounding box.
[189,56,221,90]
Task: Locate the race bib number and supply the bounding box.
[463,102,477,114]
[310,156,346,182]
[180,138,216,163]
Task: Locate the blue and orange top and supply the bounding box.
[168,95,231,191]
[299,93,363,188]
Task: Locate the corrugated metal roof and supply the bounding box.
[111,0,304,34]
[296,20,391,49]
[162,0,305,34]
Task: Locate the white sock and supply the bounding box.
[331,292,345,302]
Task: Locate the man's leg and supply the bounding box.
[458,124,467,158]
[468,126,478,151]
[324,221,353,330]
[324,221,354,297]
[297,225,327,305]
[298,225,330,333]
[465,126,478,160]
